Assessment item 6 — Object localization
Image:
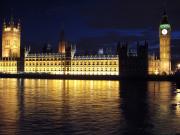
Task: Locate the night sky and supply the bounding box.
[0,0,180,56]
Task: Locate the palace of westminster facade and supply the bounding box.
[0,11,171,76]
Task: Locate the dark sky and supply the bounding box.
[0,0,180,55]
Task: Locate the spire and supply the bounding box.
[161,5,169,24]
[10,9,14,26]
[17,19,21,30]
[163,0,167,15]
[59,21,66,41]
[163,8,167,16]
[60,29,65,41]
[3,19,6,28]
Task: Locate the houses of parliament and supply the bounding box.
[0,11,172,77]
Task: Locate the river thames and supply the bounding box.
[0,79,179,135]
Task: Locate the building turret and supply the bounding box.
[117,42,128,59]
[58,30,66,54]
[137,41,148,76]
[43,43,53,53]
[137,41,148,58]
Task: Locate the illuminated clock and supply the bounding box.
[162,29,168,35]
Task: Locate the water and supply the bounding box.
[0,79,179,135]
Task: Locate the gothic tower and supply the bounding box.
[58,30,66,54]
[159,10,171,75]
[2,17,21,58]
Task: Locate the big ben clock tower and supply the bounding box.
[159,10,171,75]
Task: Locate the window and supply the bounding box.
[13,40,17,47]
[5,40,10,46]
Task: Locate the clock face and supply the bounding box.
[162,29,168,35]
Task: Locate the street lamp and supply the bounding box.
[177,64,180,69]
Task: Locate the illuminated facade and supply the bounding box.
[24,53,118,75]
[148,55,160,75]
[2,18,21,58]
[0,58,17,73]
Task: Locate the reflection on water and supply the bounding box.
[0,79,179,135]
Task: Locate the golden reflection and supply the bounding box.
[23,79,119,102]
[175,89,180,115]
[0,79,18,134]
[148,81,172,113]
[22,79,120,124]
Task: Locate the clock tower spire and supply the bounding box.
[159,9,171,75]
